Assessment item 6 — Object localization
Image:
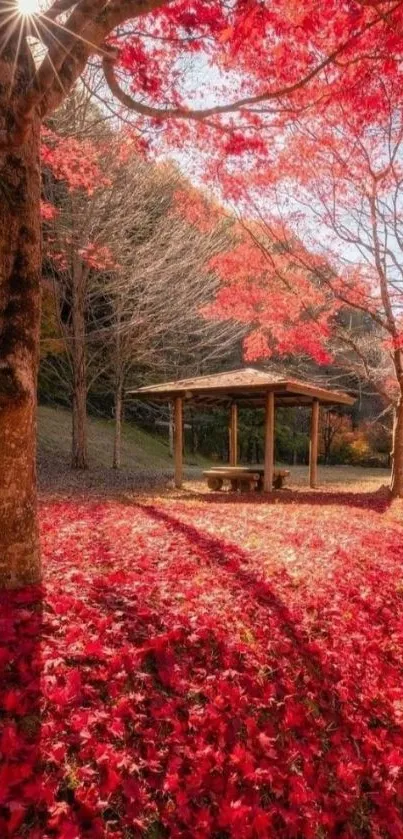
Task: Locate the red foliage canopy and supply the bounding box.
[204,230,336,364]
[17,1,403,158]
[110,1,403,123]
[30,0,403,371]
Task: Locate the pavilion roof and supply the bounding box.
[128,367,355,407]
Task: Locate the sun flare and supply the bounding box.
[17,0,39,15]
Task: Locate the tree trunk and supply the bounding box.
[113,376,124,469]
[0,35,42,587]
[168,403,174,457]
[71,260,88,469]
[292,430,298,465]
[390,394,403,497]
[112,296,123,469]
[190,414,198,455]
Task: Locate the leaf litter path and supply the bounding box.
[2,492,403,838]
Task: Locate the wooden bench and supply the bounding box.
[271,470,290,489]
[203,467,290,492]
[203,468,260,492]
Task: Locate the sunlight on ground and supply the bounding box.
[182,464,391,499]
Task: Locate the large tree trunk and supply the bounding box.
[390,393,403,497]
[0,36,42,587]
[71,259,88,469]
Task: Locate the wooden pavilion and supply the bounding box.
[129,368,355,491]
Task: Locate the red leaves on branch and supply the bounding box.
[77,244,116,272]
[40,201,59,221]
[1,495,403,836]
[41,129,110,195]
[205,234,335,363]
[41,128,119,273]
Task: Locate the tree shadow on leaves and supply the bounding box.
[178,484,393,514]
[23,497,401,837]
[0,585,44,838]
[124,501,403,835]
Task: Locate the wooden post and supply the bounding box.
[229,403,238,466]
[174,396,183,489]
[309,398,320,489]
[263,391,275,492]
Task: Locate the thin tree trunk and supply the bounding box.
[113,376,124,469]
[292,430,297,465]
[71,260,88,469]
[0,35,42,587]
[391,393,403,497]
[168,403,174,457]
[190,414,198,455]
[112,295,123,469]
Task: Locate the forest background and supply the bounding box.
[39,86,392,474]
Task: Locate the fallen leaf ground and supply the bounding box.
[2,490,403,838]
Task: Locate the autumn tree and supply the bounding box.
[2,0,403,586]
[42,114,241,470]
[99,171,241,469]
[321,411,350,465]
[42,96,117,468]
[281,101,403,495]
[205,222,336,365]
[221,85,403,494]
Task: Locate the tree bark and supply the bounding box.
[71,259,88,469]
[0,34,42,587]
[391,393,403,497]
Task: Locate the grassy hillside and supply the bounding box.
[38,405,177,471]
[37,405,209,495]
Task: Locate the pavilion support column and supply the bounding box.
[263,392,275,492]
[229,403,238,466]
[309,399,320,489]
[173,396,183,489]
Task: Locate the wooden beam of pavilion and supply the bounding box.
[263,391,275,492]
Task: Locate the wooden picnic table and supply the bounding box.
[203,466,290,492]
